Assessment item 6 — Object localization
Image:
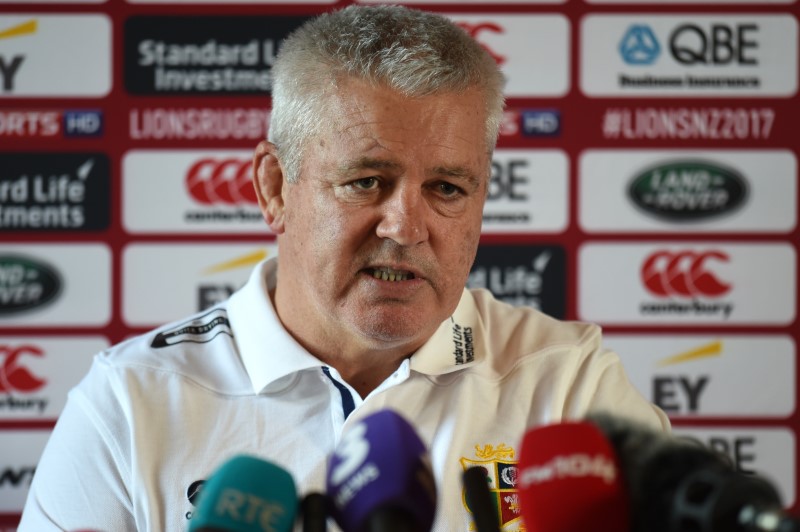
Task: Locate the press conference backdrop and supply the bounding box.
[0,0,798,528]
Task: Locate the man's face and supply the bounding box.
[266,78,490,355]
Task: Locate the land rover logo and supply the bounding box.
[0,255,62,315]
[628,161,748,221]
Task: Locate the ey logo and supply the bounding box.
[0,19,37,92]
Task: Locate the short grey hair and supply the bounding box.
[268,5,506,183]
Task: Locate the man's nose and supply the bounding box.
[375,185,429,246]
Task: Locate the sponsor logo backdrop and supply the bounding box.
[0,0,798,526]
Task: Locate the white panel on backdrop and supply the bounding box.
[606,334,795,417]
[483,149,569,234]
[127,0,334,2]
[578,242,796,325]
[361,0,567,3]
[673,427,796,507]
[581,14,798,97]
[0,15,111,97]
[123,149,268,234]
[446,14,570,97]
[588,0,796,3]
[0,336,107,420]
[0,0,105,2]
[579,149,797,233]
[0,244,111,327]
[122,243,277,327]
[0,430,51,513]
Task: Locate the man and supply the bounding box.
[20,5,668,531]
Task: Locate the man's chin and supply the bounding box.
[350,312,439,350]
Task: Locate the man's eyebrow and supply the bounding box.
[336,157,482,190]
[337,156,403,176]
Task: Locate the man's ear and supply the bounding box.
[253,140,287,234]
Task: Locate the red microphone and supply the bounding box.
[518,421,630,532]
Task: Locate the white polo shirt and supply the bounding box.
[19,258,668,532]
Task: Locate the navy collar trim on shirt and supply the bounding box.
[322,366,356,420]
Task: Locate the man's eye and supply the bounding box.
[353,177,378,190]
[438,182,463,197]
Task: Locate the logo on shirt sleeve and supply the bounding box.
[150,308,233,348]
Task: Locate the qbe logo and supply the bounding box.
[672,428,796,507]
[618,25,660,65]
[481,149,568,234]
[581,15,798,97]
[0,15,111,97]
[468,244,566,318]
[578,242,796,325]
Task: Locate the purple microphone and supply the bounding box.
[326,409,437,532]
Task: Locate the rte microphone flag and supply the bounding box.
[188,454,298,532]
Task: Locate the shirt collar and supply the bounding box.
[227,258,323,394]
[409,288,486,375]
[228,258,486,393]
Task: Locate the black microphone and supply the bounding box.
[301,492,329,532]
[587,411,800,532]
[463,467,501,532]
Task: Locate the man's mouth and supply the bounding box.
[370,266,416,282]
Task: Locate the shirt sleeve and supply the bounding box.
[17,358,136,532]
[565,327,671,432]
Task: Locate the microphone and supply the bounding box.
[587,412,800,532]
[301,492,329,532]
[517,420,630,532]
[326,409,436,532]
[462,466,501,532]
[188,454,298,532]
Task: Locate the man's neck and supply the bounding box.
[269,286,418,397]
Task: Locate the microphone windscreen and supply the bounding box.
[301,492,329,532]
[518,421,629,532]
[189,454,298,532]
[586,411,733,532]
[326,409,436,532]
[463,466,501,532]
